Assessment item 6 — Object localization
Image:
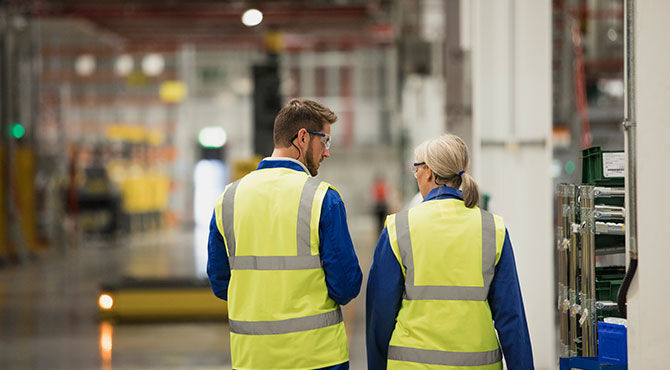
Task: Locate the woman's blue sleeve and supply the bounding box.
[366,228,404,370]
[487,229,534,369]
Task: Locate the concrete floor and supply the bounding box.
[0,216,378,369]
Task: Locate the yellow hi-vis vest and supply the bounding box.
[214,167,349,370]
[385,197,506,369]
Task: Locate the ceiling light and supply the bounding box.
[198,126,228,148]
[142,53,165,76]
[242,9,263,27]
[75,54,95,76]
[115,54,134,76]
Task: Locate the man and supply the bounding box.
[207,98,362,370]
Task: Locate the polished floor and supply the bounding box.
[0,217,377,369]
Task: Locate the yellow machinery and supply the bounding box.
[98,277,227,322]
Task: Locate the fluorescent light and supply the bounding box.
[198,126,228,148]
[75,54,95,76]
[242,9,263,27]
[115,54,134,76]
[142,53,165,76]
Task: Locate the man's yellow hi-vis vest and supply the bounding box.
[385,197,506,369]
[214,167,348,370]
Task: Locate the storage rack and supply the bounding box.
[557,184,626,369]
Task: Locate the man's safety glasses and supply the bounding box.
[306,130,331,150]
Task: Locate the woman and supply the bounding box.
[366,134,533,369]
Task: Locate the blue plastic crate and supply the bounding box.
[598,321,627,366]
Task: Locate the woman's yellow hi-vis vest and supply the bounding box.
[386,198,506,369]
[214,167,348,370]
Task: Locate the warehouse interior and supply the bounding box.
[1,0,669,369]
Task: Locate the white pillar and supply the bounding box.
[627,1,670,367]
[471,1,554,368]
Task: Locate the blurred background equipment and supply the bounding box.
[1,0,669,369]
[252,58,281,157]
[98,277,228,322]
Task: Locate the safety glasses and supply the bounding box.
[306,130,331,150]
[413,162,425,178]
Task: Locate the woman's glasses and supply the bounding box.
[413,162,425,178]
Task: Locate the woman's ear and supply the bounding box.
[425,169,434,183]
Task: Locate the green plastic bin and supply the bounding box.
[595,266,625,302]
[582,147,624,186]
[595,266,625,320]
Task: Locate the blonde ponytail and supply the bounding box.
[459,172,479,208]
[414,133,480,208]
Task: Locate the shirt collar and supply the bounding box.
[256,157,311,176]
[423,185,463,202]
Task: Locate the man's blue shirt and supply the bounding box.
[365,186,534,370]
[207,158,362,370]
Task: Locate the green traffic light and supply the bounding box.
[11,123,25,139]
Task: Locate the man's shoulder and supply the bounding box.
[321,185,345,210]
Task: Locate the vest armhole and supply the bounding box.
[214,192,225,240]
[386,213,406,278]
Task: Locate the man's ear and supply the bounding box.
[302,130,308,144]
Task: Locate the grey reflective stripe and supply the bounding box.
[388,346,502,367]
[480,209,496,292]
[296,177,321,256]
[229,307,342,335]
[230,255,321,270]
[395,210,414,286]
[396,208,497,301]
[222,180,241,257]
[224,176,323,270]
[405,285,488,301]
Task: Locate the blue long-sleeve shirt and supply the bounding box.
[366,186,533,370]
[207,158,362,370]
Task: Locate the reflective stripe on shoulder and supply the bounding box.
[297,177,321,256]
[223,176,323,270]
[222,179,242,257]
[229,307,343,335]
[396,208,497,301]
[388,345,502,367]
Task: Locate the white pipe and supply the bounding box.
[624,0,638,257]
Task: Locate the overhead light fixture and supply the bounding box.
[142,53,165,76]
[242,9,263,27]
[115,54,134,76]
[75,54,96,76]
[198,126,228,148]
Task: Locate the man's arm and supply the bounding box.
[207,210,230,301]
[318,188,362,306]
[487,229,534,369]
[366,228,404,370]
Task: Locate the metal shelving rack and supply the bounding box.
[557,184,626,369]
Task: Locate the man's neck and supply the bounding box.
[263,151,311,175]
[271,146,300,160]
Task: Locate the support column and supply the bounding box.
[627,1,670,367]
[471,1,554,368]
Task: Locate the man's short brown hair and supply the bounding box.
[273,98,337,148]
